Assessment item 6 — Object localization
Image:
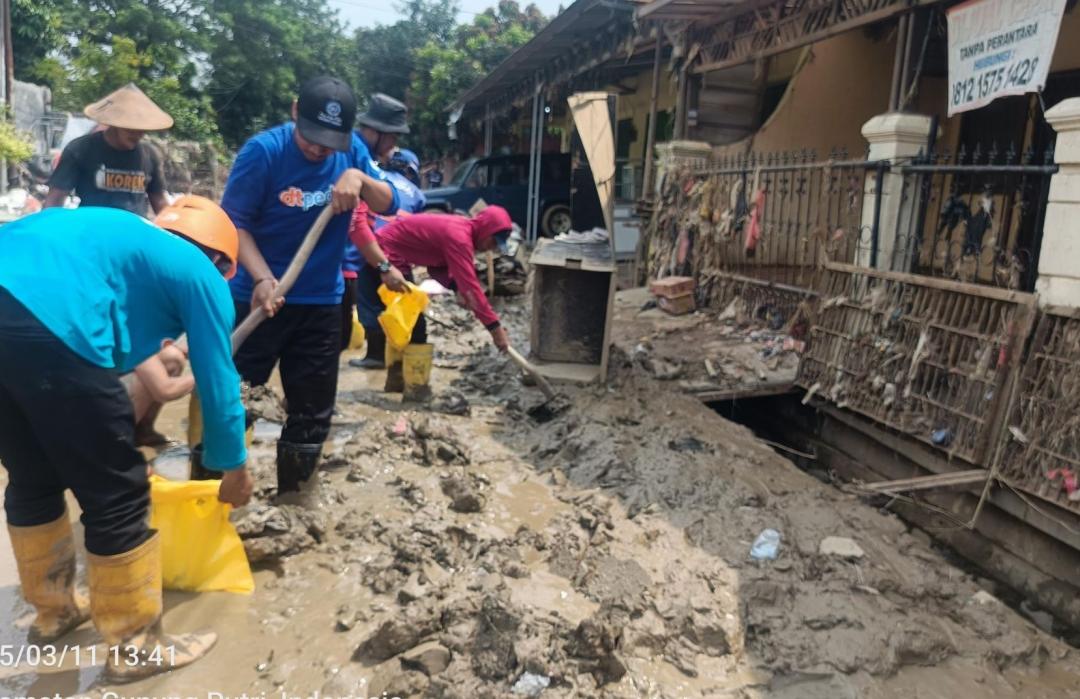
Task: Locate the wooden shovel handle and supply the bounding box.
[231,206,336,353]
[506,346,557,401]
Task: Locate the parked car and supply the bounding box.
[423,153,572,237]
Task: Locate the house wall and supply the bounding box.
[713,31,899,158]
[608,70,679,163]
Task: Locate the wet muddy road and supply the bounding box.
[2,296,1079,698]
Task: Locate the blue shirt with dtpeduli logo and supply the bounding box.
[221,122,398,305]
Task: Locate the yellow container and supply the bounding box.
[403,343,434,402]
[377,283,429,350]
[149,475,254,594]
[348,308,366,350]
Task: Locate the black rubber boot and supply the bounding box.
[190,412,254,481]
[275,441,322,506]
[189,444,214,481]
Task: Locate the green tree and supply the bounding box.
[16,0,221,143]
[11,0,65,82]
[409,0,546,156]
[351,0,458,101]
[207,0,353,148]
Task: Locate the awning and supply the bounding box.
[449,0,647,120]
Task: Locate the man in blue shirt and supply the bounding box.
[339,94,411,358]
[341,151,426,356]
[0,199,253,682]
[221,76,406,504]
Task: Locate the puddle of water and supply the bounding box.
[253,418,282,442]
[151,444,192,481]
[491,479,562,531]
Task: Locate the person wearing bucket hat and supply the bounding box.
[341,156,426,360]
[0,199,254,682]
[44,83,172,217]
[356,93,410,162]
[222,75,406,506]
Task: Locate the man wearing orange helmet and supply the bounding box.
[0,197,253,682]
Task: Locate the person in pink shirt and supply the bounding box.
[348,206,513,390]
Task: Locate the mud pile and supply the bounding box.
[502,355,1069,683]
[213,292,1077,698]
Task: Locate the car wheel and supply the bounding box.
[541,204,572,237]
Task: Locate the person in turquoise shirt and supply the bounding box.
[0,198,253,682]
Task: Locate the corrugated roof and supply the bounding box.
[449,0,645,116]
[636,0,749,22]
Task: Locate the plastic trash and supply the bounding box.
[378,282,430,350]
[511,671,551,696]
[750,528,781,560]
[931,428,954,446]
[149,475,254,594]
[418,278,451,295]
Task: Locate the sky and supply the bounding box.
[327,0,566,29]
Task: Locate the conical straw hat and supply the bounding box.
[83,83,174,131]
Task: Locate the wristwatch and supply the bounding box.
[377,260,392,274]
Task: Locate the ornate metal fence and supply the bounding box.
[647,150,876,304]
[995,307,1080,514]
[798,262,1037,466]
[891,145,1057,292]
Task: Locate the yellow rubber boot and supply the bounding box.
[7,512,90,643]
[87,531,216,683]
[402,343,434,403]
[384,343,404,393]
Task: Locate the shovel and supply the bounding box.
[505,346,569,422]
[186,206,336,447]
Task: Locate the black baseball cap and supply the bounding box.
[296,76,357,152]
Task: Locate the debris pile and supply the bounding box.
[195,290,1079,698]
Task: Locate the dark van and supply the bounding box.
[423,153,571,237]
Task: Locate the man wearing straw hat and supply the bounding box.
[44,83,172,217]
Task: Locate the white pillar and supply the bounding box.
[859,112,933,270]
[653,140,711,196]
[1036,98,1080,307]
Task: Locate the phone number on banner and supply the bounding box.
[951,56,1042,110]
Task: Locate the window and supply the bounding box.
[465,163,488,188]
[450,159,478,187]
[489,159,528,186]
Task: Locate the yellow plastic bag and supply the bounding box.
[378,282,429,350]
[149,475,254,594]
[348,308,366,350]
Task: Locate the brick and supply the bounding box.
[649,276,696,298]
[657,293,695,316]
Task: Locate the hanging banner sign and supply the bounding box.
[947,0,1067,116]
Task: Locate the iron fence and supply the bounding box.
[648,149,877,299]
[891,144,1057,292]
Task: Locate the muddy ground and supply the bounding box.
[612,289,799,400]
[2,292,1080,698]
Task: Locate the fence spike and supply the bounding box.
[988,141,999,164]
[972,142,983,164]
[957,143,968,164]
[1005,141,1017,164]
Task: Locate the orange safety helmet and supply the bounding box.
[154,195,239,279]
